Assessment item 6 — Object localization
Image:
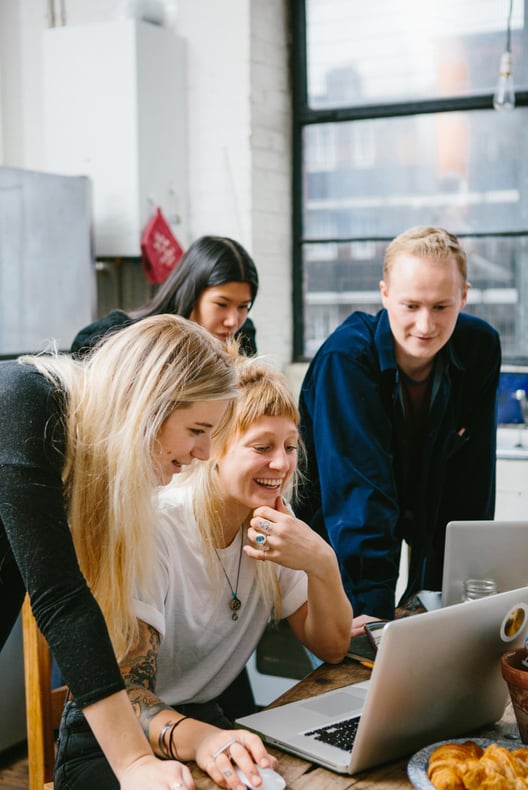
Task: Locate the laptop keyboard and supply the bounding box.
[305,716,360,752]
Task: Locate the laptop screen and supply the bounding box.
[442,520,528,606]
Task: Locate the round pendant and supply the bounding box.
[230,596,242,612]
[232,612,239,621]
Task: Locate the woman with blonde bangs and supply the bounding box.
[0,314,259,790]
[56,356,352,790]
[190,362,303,616]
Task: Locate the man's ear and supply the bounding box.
[379,279,389,306]
[461,281,471,309]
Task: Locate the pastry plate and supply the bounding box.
[407,736,521,789]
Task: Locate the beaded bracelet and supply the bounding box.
[169,716,190,761]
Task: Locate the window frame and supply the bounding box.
[291,0,528,362]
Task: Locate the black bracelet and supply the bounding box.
[169,716,190,762]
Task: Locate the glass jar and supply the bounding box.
[462,578,498,602]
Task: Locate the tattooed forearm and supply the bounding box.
[128,686,176,750]
[120,621,160,692]
[128,687,171,734]
[119,620,174,744]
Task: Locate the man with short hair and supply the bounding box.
[297,226,501,627]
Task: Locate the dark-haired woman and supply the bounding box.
[71,235,259,357]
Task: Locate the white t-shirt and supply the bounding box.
[134,484,308,705]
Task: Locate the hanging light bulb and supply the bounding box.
[494,0,515,111]
[494,50,515,110]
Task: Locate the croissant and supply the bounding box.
[427,741,528,790]
[427,741,484,789]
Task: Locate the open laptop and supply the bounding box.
[442,520,528,606]
[236,587,528,774]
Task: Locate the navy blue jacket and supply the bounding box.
[297,309,501,619]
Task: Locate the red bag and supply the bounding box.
[141,207,184,284]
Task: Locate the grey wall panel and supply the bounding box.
[0,166,95,356]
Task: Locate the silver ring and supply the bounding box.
[258,518,272,531]
[223,770,233,777]
[255,533,268,547]
[212,736,238,759]
[171,784,184,789]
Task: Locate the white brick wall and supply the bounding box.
[177,0,293,368]
[177,0,252,244]
[249,0,292,368]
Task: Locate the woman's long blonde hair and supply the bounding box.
[185,356,303,620]
[23,315,238,659]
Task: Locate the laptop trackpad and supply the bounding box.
[301,690,367,718]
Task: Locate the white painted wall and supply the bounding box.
[177,1,252,242]
[0,0,293,368]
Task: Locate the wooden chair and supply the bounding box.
[21,595,68,790]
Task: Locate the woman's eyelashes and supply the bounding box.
[252,443,298,454]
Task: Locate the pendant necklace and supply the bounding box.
[215,527,244,621]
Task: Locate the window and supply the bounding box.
[292,0,528,361]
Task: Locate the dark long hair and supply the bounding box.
[129,235,259,320]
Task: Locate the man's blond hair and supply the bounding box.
[384,226,467,285]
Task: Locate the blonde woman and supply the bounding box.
[56,356,352,789]
[0,315,244,790]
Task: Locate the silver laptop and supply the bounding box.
[442,520,528,606]
[236,588,528,774]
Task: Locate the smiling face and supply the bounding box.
[153,400,230,485]
[189,281,252,343]
[216,415,299,517]
[380,253,469,379]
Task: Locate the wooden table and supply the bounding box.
[189,657,520,789]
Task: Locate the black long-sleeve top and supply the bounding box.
[0,360,124,707]
[71,310,258,357]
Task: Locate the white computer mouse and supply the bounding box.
[235,765,286,789]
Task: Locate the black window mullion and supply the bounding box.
[299,90,528,125]
[291,0,309,360]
